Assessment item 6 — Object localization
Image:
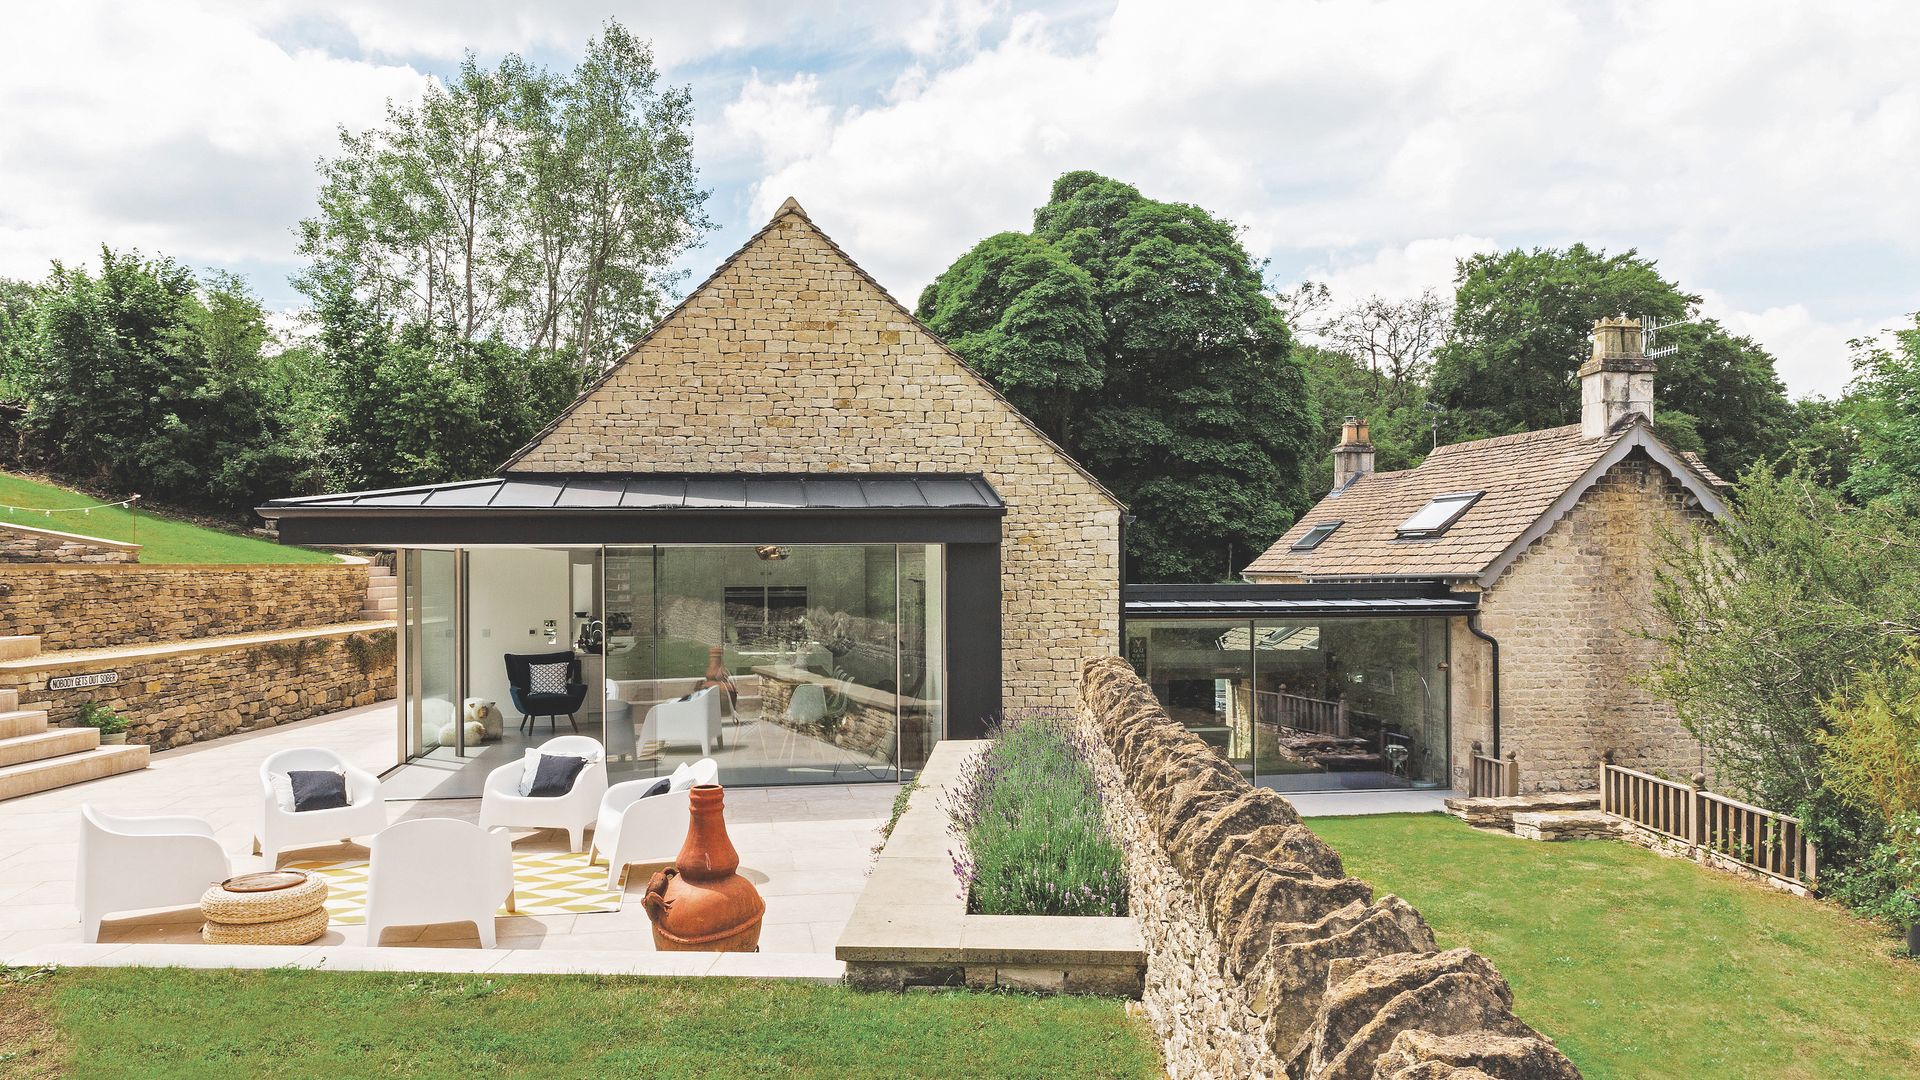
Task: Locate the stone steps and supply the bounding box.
[1511,809,1621,842]
[0,708,43,739]
[0,743,150,800]
[0,687,17,712]
[361,564,398,621]
[1443,792,1600,831]
[0,725,97,767]
[0,635,41,661]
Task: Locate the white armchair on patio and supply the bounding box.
[477,734,607,852]
[257,747,387,864]
[641,686,724,755]
[364,818,515,948]
[78,805,232,943]
[590,758,719,890]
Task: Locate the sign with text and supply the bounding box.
[49,671,119,691]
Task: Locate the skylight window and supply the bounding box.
[1396,492,1482,538]
[1291,520,1342,551]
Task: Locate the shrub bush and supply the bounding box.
[944,712,1127,917]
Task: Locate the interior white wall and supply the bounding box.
[466,547,572,719]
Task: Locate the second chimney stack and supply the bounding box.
[1332,416,1375,490]
[1580,316,1657,438]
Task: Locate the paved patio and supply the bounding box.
[0,701,896,976]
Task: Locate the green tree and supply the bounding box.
[1835,315,1920,507]
[918,172,1319,581]
[297,19,708,374]
[1432,245,1791,477]
[21,249,323,514]
[0,277,38,405]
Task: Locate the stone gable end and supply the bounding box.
[1462,454,1706,791]
[506,204,1123,711]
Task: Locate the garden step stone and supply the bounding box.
[1443,792,1599,831]
[0,725,97,767]
[0,743,148,800]
[0,687,16,711]
[0,708,48,739]
[1510,809,1621,842]
[0,635,41,661]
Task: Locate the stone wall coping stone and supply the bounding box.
[0,620,394,674]
[836,739,1145,971]
[0,559,352,574]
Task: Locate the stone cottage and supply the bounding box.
[1240,318,1725,792]
[265,198,1124,790]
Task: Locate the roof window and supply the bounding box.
[1291,520,1342,551]
[1396,492,1482,539]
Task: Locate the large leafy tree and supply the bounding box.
[1832,315,1920,508]
[1431,245,1791,477]
[297,20,708,374]
[919,172,1319,582]
[18,249,322,513]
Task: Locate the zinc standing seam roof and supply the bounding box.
[260,474,1005,514]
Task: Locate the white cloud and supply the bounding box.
[1292,236,1501,308]
[711,0,1920,398]
[1704,296,1911,400]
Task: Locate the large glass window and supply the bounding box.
[1126,616,1449,791]
[405,549,459,758]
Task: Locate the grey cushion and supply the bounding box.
[528,753,588,797]
[288,769,348,812]
[640,778,672,798]
[528,662,571,695]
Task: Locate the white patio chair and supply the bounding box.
[364,818,515,948]
[590,758,718,890]
[78,805,232,943]
[642,687,724,755]
[476,734,607,852]
[257,747,387,864]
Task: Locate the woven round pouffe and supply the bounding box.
[200,871,329,945]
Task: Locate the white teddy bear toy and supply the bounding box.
[463,697,503,744]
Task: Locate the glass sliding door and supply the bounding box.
[406,549,459,758]
[600,543,947,786]
[1123,619,1256,781]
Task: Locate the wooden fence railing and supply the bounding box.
[1252,689,1349,737]
[1600,762,1817,886]
[1468,742,1518,798]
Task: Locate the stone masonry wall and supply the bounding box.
[507,204,1123,716]
[1079,655,1579,1080]
[0,521,139,564]
[0,563,371,651]
[1472,456,1707,792]
[0,627,396,747]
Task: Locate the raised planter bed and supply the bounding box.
[836,740,1145,995]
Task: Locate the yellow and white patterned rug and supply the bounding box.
[286,851,622,924]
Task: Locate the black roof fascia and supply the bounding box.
[1123,580,1476,619]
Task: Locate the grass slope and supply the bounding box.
[1310,813,1920,1080]
[0,472,333,564]
[9,967,1160,1080]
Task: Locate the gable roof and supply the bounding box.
[497,197,1121,509]
[1242,420,1727,587]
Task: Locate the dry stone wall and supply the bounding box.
[1474,457,1706,792]
[506,204,1123,714]
[0,628,396,747]
[0,521,139,564]
[1078,655,1579,1080]
[0,563,371,651]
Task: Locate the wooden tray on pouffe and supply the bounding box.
[219,871,310,893]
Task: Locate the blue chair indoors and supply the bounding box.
[505,651,588,734]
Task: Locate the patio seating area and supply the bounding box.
[0,700,896,976]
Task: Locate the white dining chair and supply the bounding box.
[78,805,231,943]
[364,818,515,948]
[476,734,607,852]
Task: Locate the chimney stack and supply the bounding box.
[1332,416,1375,490]
[1580,316,1656,439]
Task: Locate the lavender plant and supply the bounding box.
[945,711,1128,917]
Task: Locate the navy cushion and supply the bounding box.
[528,754,588,797]
[289,769,348,812]
[641,778,672,798]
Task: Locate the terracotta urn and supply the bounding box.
[642,784,764,952]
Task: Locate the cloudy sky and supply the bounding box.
[3,1,1916,398]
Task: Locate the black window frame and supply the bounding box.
[1394,491,1484,539]
[1291,520,1343,551]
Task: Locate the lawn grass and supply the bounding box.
[4,966,1160,1080]
[1309,813,1920,1080]
[0,471,335,564]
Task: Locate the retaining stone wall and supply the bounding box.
[0,563,370,651]
[506,205,1124,713]
[0,521,139,564]
[1473,457,1707,792]
[1078,655,1580,1080]
[0,627,396,747]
